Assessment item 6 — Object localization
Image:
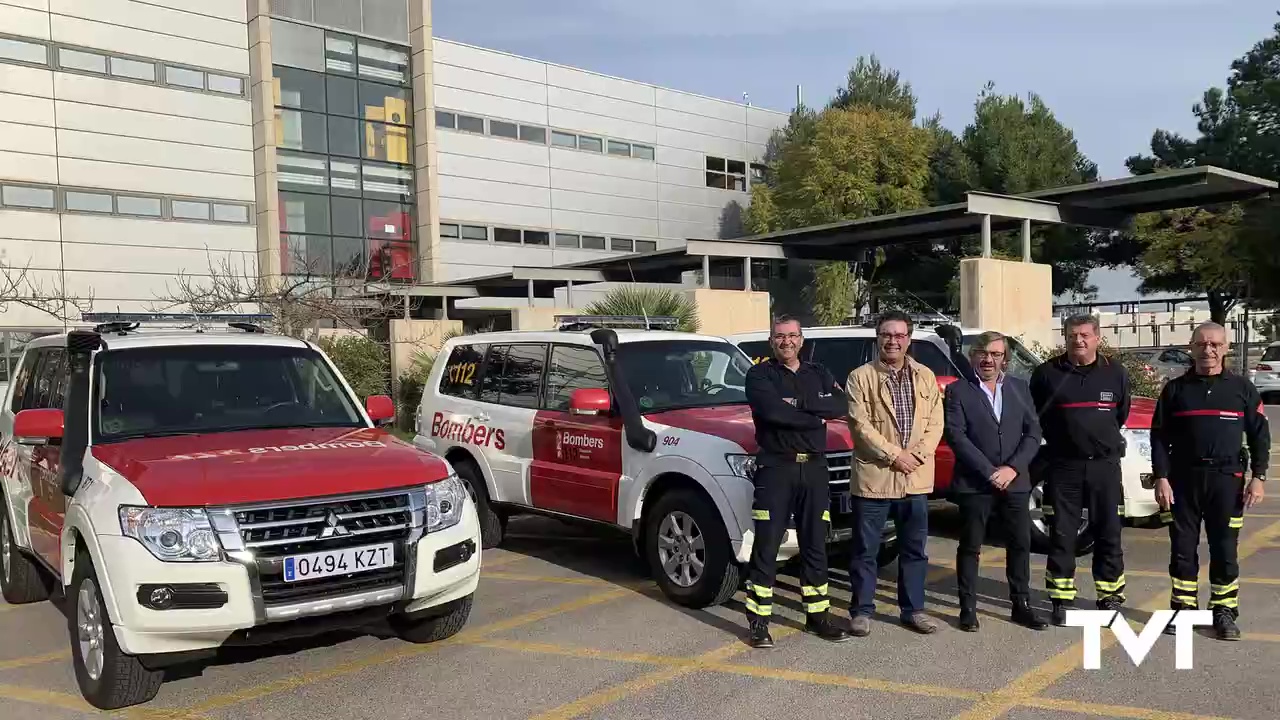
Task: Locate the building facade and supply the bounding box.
[0,0,787,343]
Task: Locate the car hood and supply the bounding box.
[1125,397,1156,430]
[648,405,853,454]
[91,427,450,507]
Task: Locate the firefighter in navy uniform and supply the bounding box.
[1152,322,1268,641]
[741,315,852,649]
[1029,315,1132,626]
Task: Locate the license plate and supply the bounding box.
[283,542,394,582]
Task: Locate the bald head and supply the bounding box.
[1190,321,1228,375]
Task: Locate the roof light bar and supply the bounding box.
[554,315,681,331]
[81,312,274,324]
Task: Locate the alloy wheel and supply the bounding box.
[656,510,705,588]
[76,578,106,682]
[0,517,10,583]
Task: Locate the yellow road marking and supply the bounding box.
[482,571,615,587]
[948,519,1280,720]
[0,651,64,671]
[481,553,529,570]
[1022,696,1239,720]
[1246,633,1280,643]
[0,684,96,714]
[160,587,631,719]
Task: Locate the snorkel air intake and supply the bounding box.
[591,328,657,453]
[60,330,101,497]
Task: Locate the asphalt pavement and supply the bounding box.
[3,500,1280,720]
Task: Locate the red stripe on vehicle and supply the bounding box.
[1172,410,1244,417]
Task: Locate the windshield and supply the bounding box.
[962,333,1041,381]
[93,344,364,442]
[615,340,752,412]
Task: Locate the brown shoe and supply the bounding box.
[902,613,938,634]
[849,615,871,637]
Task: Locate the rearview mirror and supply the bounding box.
[365,395,395,425]
[14,408,64,445]
[569,388,611,416]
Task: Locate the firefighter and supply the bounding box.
[741,314,851,648]
[1152,321,1268,641]
[1029,314,1131,626]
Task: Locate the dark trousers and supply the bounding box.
[1165,468,1246,618]
[1043,458,1126,605]
[745,459,832,623]
[955,491,1033,612]
[848,493,928,620]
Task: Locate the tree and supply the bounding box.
[830,55,917,120]
[582,286,700,332]
[0,259,93,325]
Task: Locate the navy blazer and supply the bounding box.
[943,375,1043,494]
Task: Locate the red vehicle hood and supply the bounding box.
[91,427,450,507]
[649,405,853,454]
[1125,397,1156,430]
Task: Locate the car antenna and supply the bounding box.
[626,260,652,330]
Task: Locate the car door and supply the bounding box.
[18,347,68,568]
[475,343,547,507]
[530,344,623,523]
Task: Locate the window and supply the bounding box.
[460,224,487,241]
[362,120,411,163]
[361,161,412,199]
[172,200,211,220]
[59,48,106,74]
[274,66,326,111]
[328,115,361,157]
[436,110,456,129]
[329,195,362,236]
[110,57,156,81]
[1,186,55,209]
[329,158,360,194]
[809,338,872,387]
[207,73,243,95]
[279,192,331,234]
[635,240,657,253]
[276,150,329,192]
[359,80,410,124]
[750,162,768,184]
[489,120,518,139]
[524,230,549,246]
[332,235,364,275]
[213,203,250,223]
[614,340,751,412]
[1262,346,1280,363]
[457,114,484,134]
[908,342,957,378]
[364,199,410,240]
[0,37,47,65]
[544,345,609,411]
[324,33,356,74]
[361,0,409,42]
[269,17,326,72]
[555,233,579,248]
[314,0,362,33]
[581,235,606,250]
[117,195,162,217]
[22,349,68,412]
[494,227,521,244]
[8,348,39,412]
[607,140,630,157]
[438,344,485,398]
[356,37,409,84]
[736,341,776,367]
[164,65,205,89]
[611,238,634,252]
[519,125,547,144]
[65,191,114,213]
[578,135,602,152]
[277,109,328,153]
[326,74,359,115]
[439,223,459,238]
[479,344,547,409]
[707,156,747,190]
[632,144,655,160]
[551,130,576,148]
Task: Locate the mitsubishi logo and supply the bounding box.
[317,510,351,539]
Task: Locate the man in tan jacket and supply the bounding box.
[844,310,945,636]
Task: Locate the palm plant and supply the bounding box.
[582,286,700,332]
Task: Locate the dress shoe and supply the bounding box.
[902,612,938,634]
[805,613,852,643]
[958,609,980,632]
[849,615,871,637]
[1011,601,1048,630]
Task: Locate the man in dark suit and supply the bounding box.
[943,331,1048,632]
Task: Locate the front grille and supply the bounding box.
[233,492,413,606]
[826,451,854,530]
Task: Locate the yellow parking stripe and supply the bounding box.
[0,651,64,671]
[1023,696,1238,720]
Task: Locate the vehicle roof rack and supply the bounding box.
[554,314,681,331]
[81,312,274,335]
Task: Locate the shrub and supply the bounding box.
[582,286,700,332]
[316,334,389,400]
[1027,338,1163,400]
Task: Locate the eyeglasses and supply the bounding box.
[973,351,1005,359]
[772,333,801,342]
[878,332,908,341]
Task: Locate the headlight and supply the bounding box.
[425,473,466,532]
[119,507,222,562]
[725,454,757,480]
[1123,429,1152,462]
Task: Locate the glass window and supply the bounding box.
[328,115,361,157]
[581,235,605,250]
[172,200,211,220]
[282,234,331,275]
[362,120,412,163]
[435,110,456,129]
[359,80,410,124]
[519,125,546,144]
[332,235,364,275]
[279,192,330,235]
[908,341,957,378]
[555,233,579,248]
[493,227,521,244]
[164,65,205,89]
[489,120,518,139]
[1262,346,1280,362]
[460,225,487,241]
[276,150,330,192]
[544,345,608,411]
[59,48,106,74]
[809,338,871,387]
[457,114,484,134]
[273,66,326,111]
[635,240,657,253]
[361,161,412,199]
[110,56,156,81]
[64,191,114,213]
[330,195,363,236]
[361,0,410,43]
[356,37,409,83]
[524,230,549,246]
[578,136,602,152]
[324,33,357,74]
[94,344,363,442]
[364,199,410,240]
[551,130,576,148]
[326,74,358,116]
[314,0,362,32]
[736,340,775,367]
[370,239,413,280]
[271,0,314,22]
[632,144,655,160]
[611,238,634,252]
[269,17,325,72]
[607,140,630,157]
[615,340,751,413]
[727,159,746,175]
[117,195,162,216]
[1,186,55,209]
[479,344,546,409]
[439,223,459,238]
[207,73,243,95]
[329,158,360,195]
[277,109,328,153]
[439,344,485,399]
[0,38,47,65]
[706,157,726,172]
[212,203,250,223]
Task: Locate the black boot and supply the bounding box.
[1213,608,1241,641]
[1164,606,1194,636]
[958,607,980,632]
[805,612,852,643]
[748,618,774,648]
[1051,600,1072,627]
[1011,600,1048,630]
[1096,595,1124,627]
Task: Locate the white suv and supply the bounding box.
[414,316,897,609]
[729,323,1160,554]
[0,315,480,710]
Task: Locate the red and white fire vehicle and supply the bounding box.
[413,316,898,610]
[0,314,480,710]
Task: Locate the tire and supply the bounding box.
[68,548,163,710]
[0,507,52,604]
[451,457,504,549]
[644,487,740,609]
[1028,479,1095,556]
[390,594,474,643]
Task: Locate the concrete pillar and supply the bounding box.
[246,0,281,284]
[527,279,534,307]
[980,215,992,258]
[410,0,441,283]
[566,280,574,307]
[743,257,752,291]
[1022,219,1032,262]
[959,257,1053,349]
[702,255,711,288]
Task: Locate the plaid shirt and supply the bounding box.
[882,361,915,442]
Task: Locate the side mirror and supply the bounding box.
[569,388,611,416]
[935,324,964,357]
[590,328,619,356]
[14,408,64,445]
[365,395,395,425]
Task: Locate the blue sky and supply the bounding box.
[432,0,1278,302]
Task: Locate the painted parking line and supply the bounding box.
[1021,696,1238,720]
[948,519,1280,720]
[0,651,65,672]
[481,553,530,570]
[0,685,96,715]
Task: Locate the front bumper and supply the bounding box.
[103,494,481,656]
